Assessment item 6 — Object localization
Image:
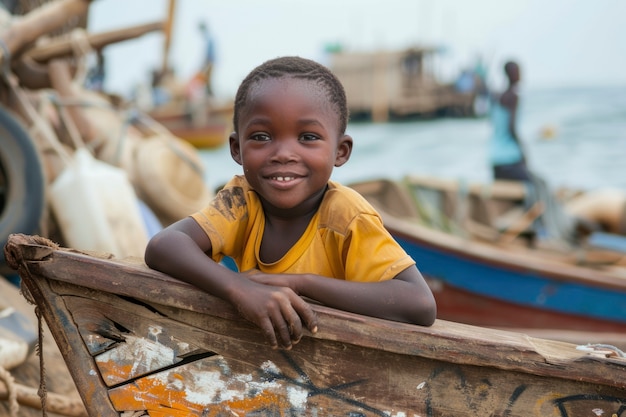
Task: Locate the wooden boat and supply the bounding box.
[148,101,232,149]
[4,233,626,416]
[348,176,626,337]
[146,0,233,150]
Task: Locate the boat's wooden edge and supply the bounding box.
[5,233,626,390]
[403,174,527,200]
[379,206,626,289]
[496,327,626,351]
[149,101,234,119]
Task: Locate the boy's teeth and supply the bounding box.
[275,176,293,181]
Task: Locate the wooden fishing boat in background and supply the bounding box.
[349,176,626,341]
[143,0,233,150]
[148,100,232,149]
[4,233,626,416]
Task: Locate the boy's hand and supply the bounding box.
[231,279,318,350]
[244,270,301,294]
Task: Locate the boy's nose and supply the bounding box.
[269,139,298,163]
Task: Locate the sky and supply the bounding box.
[88,0,626,99]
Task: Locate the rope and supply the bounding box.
[0,366,19,417]
[107,108,136,167]
[43,92,114,154]
[35,305,48,417]
[45,94,115,111]
[56,95,87,150]
[131,110,206,176]
[14,254,53,417]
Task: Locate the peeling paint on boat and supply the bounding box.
[97,335,174,382]
[286,385,308,409]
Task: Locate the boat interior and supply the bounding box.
[349,176,626,269]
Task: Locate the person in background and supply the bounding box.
[488,60,531,181]
[198,21,216,96]
[145,56,437,350]
[487,60,595,243]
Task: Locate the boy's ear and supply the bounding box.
[334,134,353,167]
[229,132,242,165]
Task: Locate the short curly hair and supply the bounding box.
[233,56,349,134]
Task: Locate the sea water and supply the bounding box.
[199,85,626,192]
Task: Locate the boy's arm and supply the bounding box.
[145,217,318,349]
[247,265,437,326]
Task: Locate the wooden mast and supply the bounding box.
[161,0,176,74]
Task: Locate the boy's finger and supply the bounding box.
[259,317,278,349]
[292,297,318,334]
[271,311,293,350]
[281,305,303,344]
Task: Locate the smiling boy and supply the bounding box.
[145,56,436,350]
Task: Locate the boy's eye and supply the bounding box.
[300,133,320,142]
[250,133,270,142]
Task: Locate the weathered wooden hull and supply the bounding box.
[148,101,233,150]
[350,178,626,335]
[150,112,230,149]
[4,234,626,416]
[393,231,626,332]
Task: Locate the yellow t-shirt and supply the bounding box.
[191,175,414,282]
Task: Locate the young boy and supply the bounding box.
[145,56,436,350]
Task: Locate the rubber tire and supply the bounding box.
[0,106,45,275]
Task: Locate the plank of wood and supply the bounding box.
[50,282,626,416]
[22,21,164,63]
[6,235,624,389]
[68,291,626,415]
[498,201,544,244]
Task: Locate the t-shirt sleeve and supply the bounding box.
[342,212,415,282]
[189,180,249,262]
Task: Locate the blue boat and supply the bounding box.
[350,177,626,334]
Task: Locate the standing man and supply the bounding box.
[488,61,531,181]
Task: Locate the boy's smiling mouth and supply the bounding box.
[264,173,305,189]
[271,176,296,182]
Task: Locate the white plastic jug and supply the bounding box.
[49,148,149,258]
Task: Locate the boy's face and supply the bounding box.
[230,77,352,214]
